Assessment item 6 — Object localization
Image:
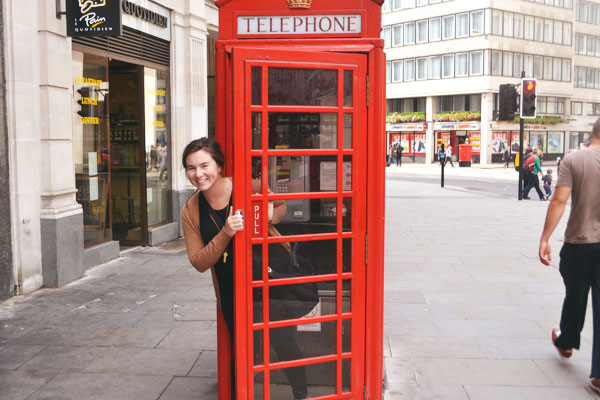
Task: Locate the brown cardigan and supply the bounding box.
[181,180,287,303]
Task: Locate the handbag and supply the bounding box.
[253,235,319,321]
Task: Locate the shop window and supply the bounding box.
[144,68,172,228]
[72,52,111,248]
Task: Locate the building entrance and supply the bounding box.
[109,61,147,246]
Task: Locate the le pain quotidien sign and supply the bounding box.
[67,0,168,38]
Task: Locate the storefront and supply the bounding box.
[71,1,173,248]
[434,122,481,163]
[386,123,427,163]
[490,122,568,163]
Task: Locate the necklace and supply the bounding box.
[209,207,230,263]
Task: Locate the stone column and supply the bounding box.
[425,96,436,164]
[171,3,213,236]
[0,1,14,301]
[38,2,84,287]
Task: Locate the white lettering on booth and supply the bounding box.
[254,204,260,235]
[238,15,362,35]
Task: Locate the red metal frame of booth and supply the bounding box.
[215,1,385,399]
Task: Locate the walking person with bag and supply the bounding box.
[539,118,600,393]
[523,148,545,200]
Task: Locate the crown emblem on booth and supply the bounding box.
[286,0,313,9]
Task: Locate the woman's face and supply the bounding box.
[185,149,222,191]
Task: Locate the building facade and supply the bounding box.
[383,0,600,164]
[3,0,218,297]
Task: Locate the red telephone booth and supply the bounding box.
[215,1,385,399]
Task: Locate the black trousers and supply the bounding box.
[554,243,600,378]
[523,173,544,199]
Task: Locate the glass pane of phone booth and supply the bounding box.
[246,59,362,399]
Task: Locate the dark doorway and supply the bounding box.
[108,61,147,246]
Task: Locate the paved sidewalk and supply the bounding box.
[384,178,596,399]
[0,173,595,399]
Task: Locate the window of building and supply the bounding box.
[382,0,392,12]
[575,33,584,54]
[587,35,596,55]
[429,17,441,41]
[524,54,534,76]
[417,0,428,6]
[417,58,427,80]
[392,60,403,82]
[404,22,416,44]
[404,59,416,81]
[457,13,469,37]
[534,55,543,78]
[456,52,468,76]
[524,16,535,40]
[553,58,562,81]
[543,57,553,80]
[393,0,402,10]
[470,10,484,35]
[443,15,455,39]
[440,96,454,111]
[504,12,514,37]
[535,17,544,41]
[429,56,441,79]
[491,51,502,75]
[386,61,391,83]
[382,26,391,48]
[503,52,513,77]
[563,22,572,45]
[553,21,563,44]
[513,53,523,77]
[393,25,403,46]
[442,54,454,78]
[417,20,428,43]
[544,19,553,43]
[470,50,483,75]
[492,10,503,35]
[575,66,585,87]
[563,59,571,81]
[514,14,524,38]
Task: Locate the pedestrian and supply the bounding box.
[180,138,310,399]
[159,145,168,180]
[542,169,553,200]
[396,144,403,167]
[445,145,454,167]
[503,147,510,168]
[538,117,600,394]
[437,144,445,165]
[523,148,546,201]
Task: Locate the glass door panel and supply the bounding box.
[234,49,366,400]
[144,67,172,227]
[72,52,111,247]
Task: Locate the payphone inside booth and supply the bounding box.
[215,1,386,399]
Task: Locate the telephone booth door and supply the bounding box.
[232,48,368,399]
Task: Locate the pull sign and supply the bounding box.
[252,201,262,238]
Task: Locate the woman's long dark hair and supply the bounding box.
[182,138,225,169]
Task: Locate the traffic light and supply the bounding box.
[498,84,518,121]
[520,78,537,119]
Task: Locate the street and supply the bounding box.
[1,167,596,399]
